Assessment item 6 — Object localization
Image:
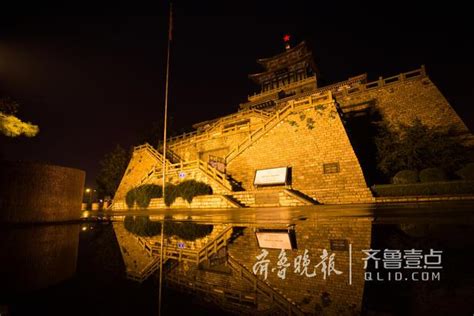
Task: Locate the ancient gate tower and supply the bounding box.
[113,38,470,209]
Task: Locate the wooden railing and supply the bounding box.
[138,158,232,192]
[227,255,305,316]
[167,108,270,148]
[196,159,232,191]
[147,225,233,264]
[225,91,333,163]
[247,76,317,101]
[335,66,426,97]
[126,256,163,283]
[205,108,270,133]
[166,274,257,306]
[168,122,257,150]
[127,226,232,282]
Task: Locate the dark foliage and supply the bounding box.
[392,170,419,184]
[135,184,163,208]
[96,145,130,198]
[123,216,213,240]
[175,180,213,203]
[456,163,474,180]
[419,168,447,182]
[375,119,469,178]
[372,181,474,197]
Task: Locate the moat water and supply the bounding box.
[1,202,474,316]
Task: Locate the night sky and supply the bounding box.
[0,2,473,187]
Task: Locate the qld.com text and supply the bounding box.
[365,271,441,281]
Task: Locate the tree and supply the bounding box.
[96,145,130,198]
[375,118,470,177]
[0,97,39,137]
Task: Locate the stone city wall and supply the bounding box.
[226,98,373,204]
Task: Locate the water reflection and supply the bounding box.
[114,216,371,315]
[113,210,474,316]
[0,224,79,294]
[1,205,473,316]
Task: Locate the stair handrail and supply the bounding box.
[225,91,333,163]
[227,254,305,316]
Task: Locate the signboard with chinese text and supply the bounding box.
[255,229,297,250]
[254,167,289,187]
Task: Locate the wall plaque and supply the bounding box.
[330,239,349,251]
[254,167,289,186]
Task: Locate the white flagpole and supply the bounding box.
[159,3,172,316]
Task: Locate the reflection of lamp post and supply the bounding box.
[85,188,91,208]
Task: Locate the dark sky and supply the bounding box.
[0,1,473,187]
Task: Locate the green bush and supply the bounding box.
[135,184,163,208]
[125,187,138,208]
[165,220,214,240]
[164,183,178,206]
[124,216,162,237]
[456,162,474,180]
[419,168,447,182]
[176,180,213,203]
[126,180,213,207]
[372,180,474,197]
[126,184,163,209]
[392,170,419,184]
[123,216,213,240]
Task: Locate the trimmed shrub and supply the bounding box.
[135,184,162,208]
[164,221,214,240]
[124,216,162,237]
[123,216,213,240]
[372,180,474,197]
[456,162,474,180]
[392,170,419,184]
[176,180,213,203]
[125,187,138,208]
[419,168,447,182]
[164,183,178,207]
[126,180,213,207]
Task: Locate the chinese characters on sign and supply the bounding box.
[252,248,342,280]
[362,248,442,281]
[252,247,442,282]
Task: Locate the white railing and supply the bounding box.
[225,91,333,163]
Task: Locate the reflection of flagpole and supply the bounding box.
[159,3,172,316]
[158,218,165,316]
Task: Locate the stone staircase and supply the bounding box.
[227,255,305,316]
[225,91,333,164]
[167,108,271,150]
[230,189,318,207]
[165,274,257,315]
[124,225,233,283]
[140,158,233,194]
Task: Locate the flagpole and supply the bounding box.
[159,3,172,316]
[162,2,172,206]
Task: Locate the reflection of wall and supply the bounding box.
[226,218,372,314]
[0,161,85,223]
[166,218,372,314]
[0,224,79,294]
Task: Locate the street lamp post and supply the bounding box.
[85,188,92,210]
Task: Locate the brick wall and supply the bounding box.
[226,99,373,204]
[337,76,469,133]
[112,194,239,210]
[114,148,159,200]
